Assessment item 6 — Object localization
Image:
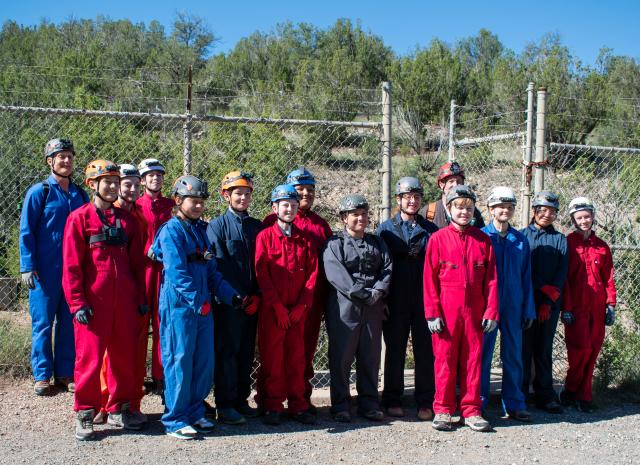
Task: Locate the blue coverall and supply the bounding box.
[480,222,536,413]
[19,175,88,381]
[206,208,263,410]
[520,223,568,405]
[153,217,237,433]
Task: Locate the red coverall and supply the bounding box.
[62,203,146,413]
[136,193,174,380]
[99,201,148,412]
[254,222,318,414]
[423,224,499,418]
[563,231,616,402]
[263,209,332,400]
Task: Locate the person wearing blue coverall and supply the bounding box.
[377,177,438,421]
[19,138,89,396]
[480,187,536,421]
[151,175,244,440]
[206,171,262,424]
[521,191,568,414]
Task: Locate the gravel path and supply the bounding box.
[0,379,638,465]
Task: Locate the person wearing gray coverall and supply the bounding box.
[324,194,393,422]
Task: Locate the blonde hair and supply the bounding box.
[451,198,474,209]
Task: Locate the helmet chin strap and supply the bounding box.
[93,179,115,205]
[52,168,71,179]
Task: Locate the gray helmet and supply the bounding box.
[338,194,369,214]
[395,176,424,196]
[138,158,166,176]
[44,138,74,158]
[568,197,595,216]
[119,163,141,179]
[532,190,559,210]
[171,175,209,199]
[446,184,477,205]
[487,186,517,207]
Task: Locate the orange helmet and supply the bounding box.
[221,170,254,193]
[85,160,120,185]
[437,161,465,185]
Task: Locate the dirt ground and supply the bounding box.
[0,378,638,465]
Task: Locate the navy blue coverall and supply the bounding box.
[19,175,88,381]
[377,213,438,410]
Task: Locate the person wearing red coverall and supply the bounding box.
[262,168,332,412]
[255,184,318,426]
[423,185,499,433]
[63,160,148,441]
[560,197,616,413]
[96,163,148,426]
[135,158,174,392]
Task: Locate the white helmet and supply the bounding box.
[138,158,166,176]
[568,197,595,216]
[487,186,517,207]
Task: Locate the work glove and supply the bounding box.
[350,288,372,305]
[273,303,291,330]
[539,285,561,303]
[138,304,150,316]
[537,304,551,323]
[605,305,616,326]
[522,318,535,330]
[231,295,245,311]
[427,317,444,334]
[75,306,93,325]
[21,271,38,290]
[482,319,498,333]
[365,289,384,306]
[561,311,575,326]
[289,304,307,325]
[244,295,260,316]
[146,247,157,261]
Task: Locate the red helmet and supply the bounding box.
[437,161,465,184]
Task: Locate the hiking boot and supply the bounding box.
[236,404,261,418]
[34,380,51,396]
[386,406,405,418]
[559,389,576,407]
[54,377,74,393]
[129,410,148,425]
[217,407,246,425]
[465,415,492,432]
[432,413,453,431]
[359,409,384,421]
[417,407,434,421]
[75,409,96,441]
[506,409,531,422]
[192,417,216,433]
[108,403,143,430]
[93,409,108,424]
[307,403,318,416]
[333,411,351,423]
[576,400,596,413]
[167,425,197,440]
[537,400,564,414]
[263,411,282,426]
[291,410,316,425]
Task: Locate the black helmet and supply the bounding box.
[445,185,477,205]
[338,194,369,214]
[44,138,74,158]
[171,175,209,199]
[532,191,559,210]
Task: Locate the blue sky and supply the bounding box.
[2,0,637,65]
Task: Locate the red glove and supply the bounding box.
[537,303,551,322]
[200,300,211,316]
[244,295,260,316]
[289,304,307,325]
[273,303,291,330]
[540,285,561,303]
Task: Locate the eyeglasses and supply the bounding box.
[401,193,422,200]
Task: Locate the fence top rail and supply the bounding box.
[0,104,382,129]
[455,131,525,147]
[549,142,640,156]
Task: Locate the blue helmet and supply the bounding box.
[286,168,316,186]
[271,184,300,203]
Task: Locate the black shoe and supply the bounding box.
[203,400,217,419]
[559,390,576,407]
[359,409,384,421]
[263,411,282,426]
[291,410,316,425]
[506,409,532,422]
[576,400,596,413]
[307,403,318,416]
[236,404,261,418]
[538,400,564,414]
[332,411,351,423]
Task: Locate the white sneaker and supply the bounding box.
[167,425,198,440]
[192,417,216,433]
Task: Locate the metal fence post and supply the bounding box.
[381,81,392,222]
[521,82,535,227]
[534,87,547,193]
[183,65,193,175]
[448,99,456,161]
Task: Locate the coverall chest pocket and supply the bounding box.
[472,261,486,282]
[588,249,606,282]
[438,260,459,281]
[89,245,114,272]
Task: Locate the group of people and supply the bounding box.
[19,138,617,441]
